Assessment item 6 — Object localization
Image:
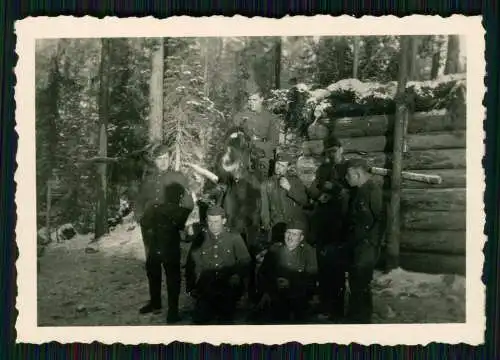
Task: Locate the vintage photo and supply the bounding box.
[15,16,485,345]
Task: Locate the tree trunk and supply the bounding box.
[94,38,111,240]
[385,35,411,271]
[149,38,165,143]
[352,36,361,79]
[444,35,460,75]
[274,37,282,89]
[46,177,52,242]
[430,36,442,79]
[409,36,420,81]
[174,116,181,171]
[203,38,210,97]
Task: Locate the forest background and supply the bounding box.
[35,35,466,241]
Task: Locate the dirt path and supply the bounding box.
[37,222,465,326]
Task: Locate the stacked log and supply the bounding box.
[294,79,466,275]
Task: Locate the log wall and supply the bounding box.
[296,94,467,275]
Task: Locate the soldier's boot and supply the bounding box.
[141,257,163,314]
[166,297,181,324]
[139,302,162,315]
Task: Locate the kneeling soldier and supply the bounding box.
[185,206,252,324]
[344,158,383,324]
[257,219,318,323]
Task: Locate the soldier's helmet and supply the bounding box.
[206,205,226,218]
[286,218,307,233]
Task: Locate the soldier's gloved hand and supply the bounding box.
[277,277,290,289]
[229,274,240,287]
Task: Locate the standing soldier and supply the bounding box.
[344,158,383,324]
[307,135,350,321]
[134,144,194,323]
[185,206,252,324]
[260,152,309,246]
[257,219,318,323]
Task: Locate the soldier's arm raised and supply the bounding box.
[285,176,309,207]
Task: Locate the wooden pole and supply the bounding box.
[46,178,52,243]
[385,36,412,271]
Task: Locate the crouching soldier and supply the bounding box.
[344,158,383,324]
[185,206,252,324]
[257,219,318,323]
[135,145,194,324]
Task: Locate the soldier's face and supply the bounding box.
[207,215,225,235]
[274,161,288,176]
[154,153,170,171]
[346,167,361,187]
[284,229,303,251]
[326,147,343,164]
[248,95,263,112]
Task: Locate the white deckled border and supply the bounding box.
[14,14,486,345]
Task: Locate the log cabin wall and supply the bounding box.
[297,91,466,276]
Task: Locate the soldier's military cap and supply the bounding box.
[345,157,371,171]
[206,205,226,217]
[286,218,307,232]
[149,143,170,159]
[276,152,294,163]
[323,136,342,151]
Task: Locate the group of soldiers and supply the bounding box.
[132,130,383,325]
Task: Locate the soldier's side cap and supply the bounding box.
[206,205,226,217]
[345,157,371,171]
[276,152,293,163]
[150,143,170,158]
[323,135,342,151]
[286,219,307,232]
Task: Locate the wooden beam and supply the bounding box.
[401,188,466,211]
[344,149,466,170]
[332,109,465,138]
[402,210,466,231]
[340,131,465,153]
[400,251,465,275]
[385,36,412,271]
[400,230,466,255]
[402,169,466,189]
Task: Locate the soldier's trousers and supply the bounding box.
[193,278,243,324]
[268,292,310,323]
[317,243,349,319]
[347,241,380,324]
[240,227,260,302]
[141,225,181,315]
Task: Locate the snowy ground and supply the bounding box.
[37,218,465,326]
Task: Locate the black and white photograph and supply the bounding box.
[15,16,485,345]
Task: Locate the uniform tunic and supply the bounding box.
[258,242,318,299]
[260,174,309,230]
[133,167,194,315]
[345,178,383,324]
[186,229,252,295]
[186,229,252,323]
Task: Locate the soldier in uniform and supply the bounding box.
[185,205,252,324]
[307,135,350,321]
[260,152,309,246]
[344,158,383,324]
[257,219,318,323]
[134,144,194,323]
